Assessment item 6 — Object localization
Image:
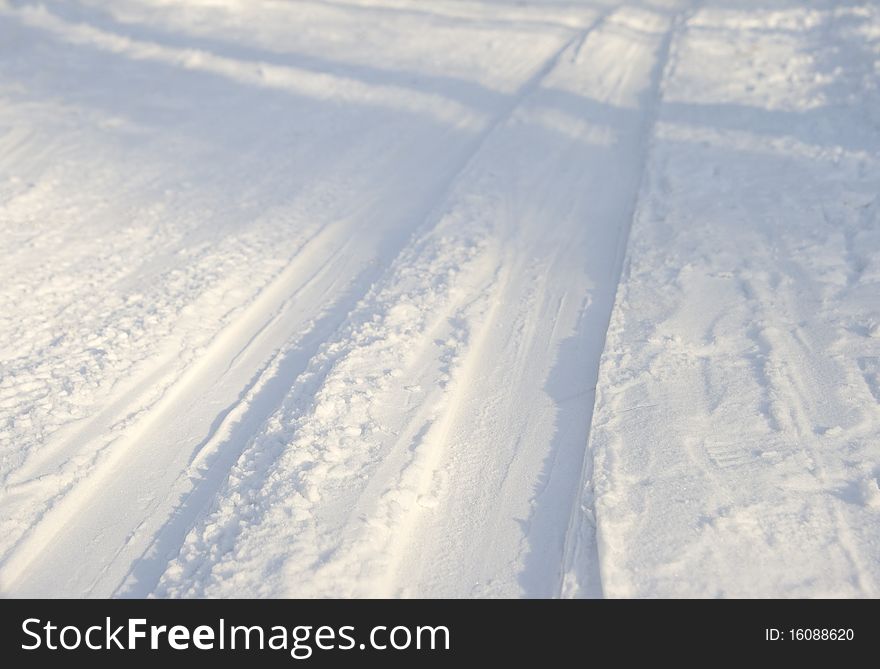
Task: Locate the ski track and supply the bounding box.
[157,1,692,599]
[582,1,880,598]
[394,4,691,598]
[1,0,878,598]
[559,0,697,600]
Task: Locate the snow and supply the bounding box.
[0,0,877,598]
[565,1,880,598]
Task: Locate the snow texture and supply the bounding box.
[0,0,877,598]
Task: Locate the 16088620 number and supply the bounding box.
[789,629,853,641]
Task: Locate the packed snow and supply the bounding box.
[0,0,877,598]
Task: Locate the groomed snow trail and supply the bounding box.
[1,0,878,599]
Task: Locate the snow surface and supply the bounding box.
[0,0,877,598]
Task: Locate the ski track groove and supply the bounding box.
[0,219,360,594]
[558,2,697,598]
[378,265,511,595]
[3,221,333,495]
[116,265,382,597]
[291,261,509,598]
